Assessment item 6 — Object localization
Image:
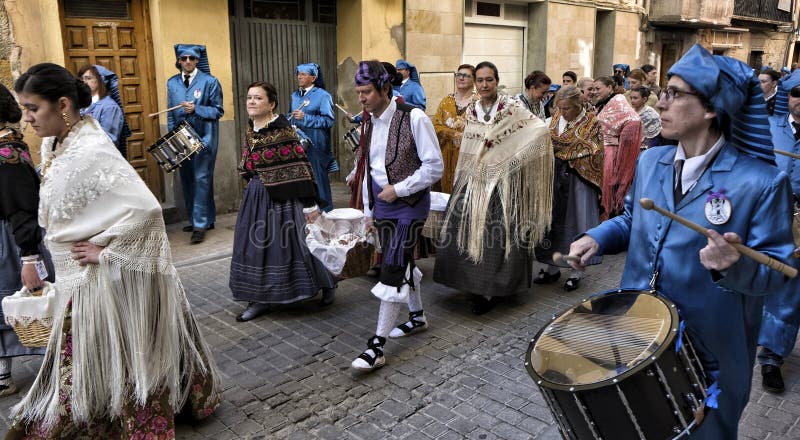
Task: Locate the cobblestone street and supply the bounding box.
[1,184,799,439]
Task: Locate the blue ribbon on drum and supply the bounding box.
[674,320,721,409]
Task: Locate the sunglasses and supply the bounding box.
[180,56,197,61]
[790,86,800,98]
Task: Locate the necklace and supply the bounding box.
[480,98,495,122]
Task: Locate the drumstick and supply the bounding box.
[552,252,581,265]
[639,198,797,278]
[775,148,800,160]
[335,103,351,115]
[148,104,183,118]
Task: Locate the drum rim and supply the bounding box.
[524,288,681,392]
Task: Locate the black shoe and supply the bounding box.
[471,296,496,315]
[183,223,214,232]
[190,229,206,244]
[564,277,580,292]
[762,364,785,393]
[320,287,336,306]
[533,269,561,285]
[366,265,381,278]
[236,302,272,322]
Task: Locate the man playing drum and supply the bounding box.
[567,44,795,439]
[167,44,224,244]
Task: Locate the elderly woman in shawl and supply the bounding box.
[591,76,643,218]
[9,63,220,438]
[534,86,603,292]
[434,61,553,315]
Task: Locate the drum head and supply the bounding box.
[526,290,678,391]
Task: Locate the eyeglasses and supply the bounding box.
[179,56,197,61]
[454,73,472,79]
[790,86,800,98]
[81,76,96,81]
[662,86,701,102]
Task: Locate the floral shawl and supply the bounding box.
[548,109,604,190]
[431,93,477,193]
[0,128,34,167]
[596,94,642,215]
[637,105,662,149]
[239,115,321,206]
[444,94,554,262]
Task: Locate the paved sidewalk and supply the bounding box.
[1,182,799,439]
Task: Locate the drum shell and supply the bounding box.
[526,290,709,440]
[344,126,361,152]
[147,121,205,172]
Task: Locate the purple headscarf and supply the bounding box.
[354,61,392,90]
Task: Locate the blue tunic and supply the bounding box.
[81,96,124,151]
[167,70,224,229]
[288,87,334,211]
[586,143,794,439]
[759,115,800,358]
[394,80,426,111]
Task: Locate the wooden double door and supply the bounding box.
[60,0,163,200]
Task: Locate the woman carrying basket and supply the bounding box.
[229,81,336,322]
[8,63,221,438]
[0,83,54,398]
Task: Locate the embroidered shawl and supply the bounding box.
[13,117,220,428]
[444,94,554,262]
[240,115,321,206]
[596,94,642,215]
[0,129,34,167]
[548,110,604,190]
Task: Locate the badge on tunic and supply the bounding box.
[193,89,202,99]
[705,189,731,225]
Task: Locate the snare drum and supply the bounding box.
[344,126,361,152]
[525,289,710,440]
[148,121,205,172]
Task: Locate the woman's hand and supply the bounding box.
[21,263,44,290]
[71,241,104,266]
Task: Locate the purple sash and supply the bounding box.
[372,180,430,266]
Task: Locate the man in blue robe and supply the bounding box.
[568,44,795,439]
[759,71,800,393]
[167,44,223,244]
[613,63,630,89]
[288,63,334,212]
[394,59,426,111]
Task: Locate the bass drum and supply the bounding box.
[525,289,710,440]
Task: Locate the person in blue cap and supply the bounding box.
[394,59,427,111]
[612,63,630,89]
[77,65,130,157]
[289,62,335,212]
[759,71,800,394]
[167,44,224,244]
[567,44,795,439]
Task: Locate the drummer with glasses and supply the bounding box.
[166,44,224,244]
[567,44,795,439]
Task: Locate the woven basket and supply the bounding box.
[338,241,375,279]
[13,320,51,348]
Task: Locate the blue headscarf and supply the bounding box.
[395,59,420,84]
[612,63,630,76]
[668,44,774,164]
[295,63,325,89]
[94,65,131,155]
[174,44,210,74]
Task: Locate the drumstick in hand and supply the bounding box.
[639,198,797,278]
[148,104,183,118]
[775,149,800,160]
[553,252,581,265]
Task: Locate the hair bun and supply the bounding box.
[74,77,93,108]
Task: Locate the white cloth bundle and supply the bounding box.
[2,283,57,328]
[306,208,375,276]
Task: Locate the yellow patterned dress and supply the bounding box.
[431,93,476,194]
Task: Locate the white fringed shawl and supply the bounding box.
[12,117,220,427]
[444,95,554,263]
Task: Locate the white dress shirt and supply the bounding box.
[362,100,443,216]
[182,68,198,86]
[674,134,726,195]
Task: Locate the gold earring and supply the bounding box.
[61,112,71,130]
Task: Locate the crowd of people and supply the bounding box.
[2,44,800,439]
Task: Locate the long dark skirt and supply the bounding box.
[0,220,51,358]
[229,179,335,304]
[535,159,603,267]
[433,187,532,297]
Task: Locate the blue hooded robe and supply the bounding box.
[167,44,224,229]
[394,59,426,111]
